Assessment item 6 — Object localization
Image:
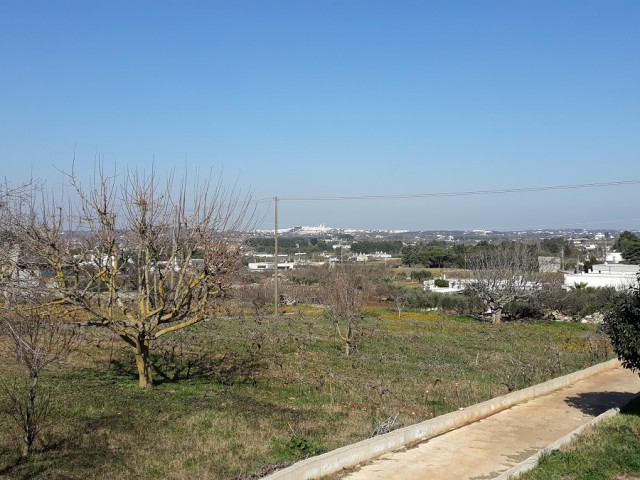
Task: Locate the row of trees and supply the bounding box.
[245,238,404,256]
[245,236,333,255]
[350,240,403,255]
[401,243,457,268]
[401,238,581,269]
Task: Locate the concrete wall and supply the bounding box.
[263,358,621,480]
[563,272,638,290]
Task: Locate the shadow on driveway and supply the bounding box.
[565,391,640,416]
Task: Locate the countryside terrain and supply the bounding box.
[0,301,614,480]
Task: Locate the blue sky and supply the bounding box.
[1,1,639,231]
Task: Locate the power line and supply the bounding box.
[279,179,640,202]
[251,179,640,230]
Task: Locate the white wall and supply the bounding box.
[563,272,638,290]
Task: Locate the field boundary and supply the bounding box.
[263,358,621,480]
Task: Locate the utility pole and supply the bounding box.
[274,196,279,318]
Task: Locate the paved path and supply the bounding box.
[342,367,640,480]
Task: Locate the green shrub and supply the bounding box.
[505,300,545,320]
[410,270,432,282]
[438,293,483,314]
[406,289,439,309]
[271,434,324,461]
[605,285,640,372]
[497,287,622,320]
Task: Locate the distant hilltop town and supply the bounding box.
[252,224,637,243]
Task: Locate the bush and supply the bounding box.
[605,283,640,372]
[496,287,623,321]
[410,270,432,282]
[390,286,482,314]
[434,279,449,288]
[272,434,324,461]
[408,289,439,309]
[394,288,439,309]
[438,293,483,314]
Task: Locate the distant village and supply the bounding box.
[3,223,639,294]
[245,225,640,291]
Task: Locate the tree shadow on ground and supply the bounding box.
[109,352,267,387]
[565,391,640,417]
[0,413,129,480]
[0,458,47,480]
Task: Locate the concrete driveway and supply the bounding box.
[341,367,640,480]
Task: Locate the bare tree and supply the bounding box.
[0,180,34,280]
[465,242,547,324]
[2,167,254,388]
[1,309,77,456]
[388,285,411,318]
[324,265,367,356]
[239,280,274,317]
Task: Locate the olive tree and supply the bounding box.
[2,167,253,388]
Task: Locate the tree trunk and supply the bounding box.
[344,323,353,357]
[135,341,153,389]
[22,378,38,457]
[492,308,502,324]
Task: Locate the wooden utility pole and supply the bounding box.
[274,196,278,317]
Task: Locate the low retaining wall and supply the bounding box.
[264,358,621,480]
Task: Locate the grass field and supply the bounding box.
[0,308,614,479]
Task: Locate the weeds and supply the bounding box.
[371,413,399,437]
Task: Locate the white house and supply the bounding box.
[563,263,639,290]
[423,280,466,294]
[248,261,295,271]
[605,252,623,264]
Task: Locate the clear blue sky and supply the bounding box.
[1,0,639,231]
